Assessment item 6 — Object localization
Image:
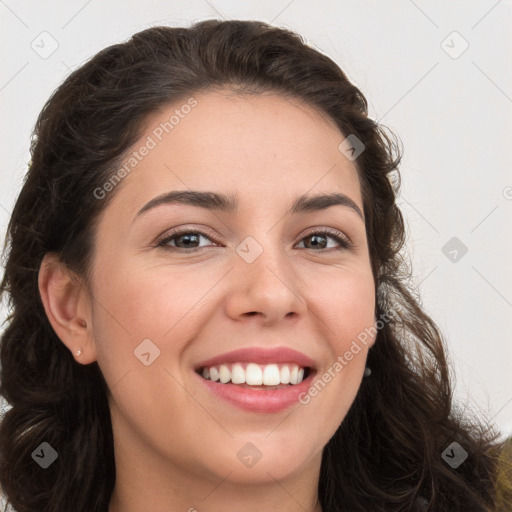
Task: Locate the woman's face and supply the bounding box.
[86,90,376,485]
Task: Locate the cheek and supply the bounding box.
[92,256,189,333]
[296,271,375,451]
[301,267,375,413]
[317,267,376,352]
[89,258,219,371]
[88,261,207,429]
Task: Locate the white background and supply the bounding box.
[0,0,511,453]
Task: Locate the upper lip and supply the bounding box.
[194,346,317,370]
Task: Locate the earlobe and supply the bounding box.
[368,314,379,349]
[38,253,97,364]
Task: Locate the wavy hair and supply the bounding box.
[0,19,509,512]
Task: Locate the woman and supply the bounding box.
[0,19,509,512]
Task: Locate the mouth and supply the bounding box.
[195,362,314,389]
[192,346,319,412]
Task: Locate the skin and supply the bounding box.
[38,90,377,512]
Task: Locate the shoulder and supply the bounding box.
[495,436,512,510]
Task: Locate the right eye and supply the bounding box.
[155,229,219,252]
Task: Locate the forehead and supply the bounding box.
[105,90,362,217]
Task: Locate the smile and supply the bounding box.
[197,362,310,386]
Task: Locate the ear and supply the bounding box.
[38,252,97,364]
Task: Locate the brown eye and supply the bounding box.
[297,230,353,251]
[156,230,217,251]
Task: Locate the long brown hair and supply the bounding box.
[0,19,509,512]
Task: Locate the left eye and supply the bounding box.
[296,231,352,250]
[156,229,352,252]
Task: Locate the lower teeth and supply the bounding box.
[204,378,293,388]
[235,383,292,389]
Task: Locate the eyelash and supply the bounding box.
[154,227,354,253]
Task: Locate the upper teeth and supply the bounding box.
[200,363,306,385]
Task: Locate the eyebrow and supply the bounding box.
[133,190,364,222]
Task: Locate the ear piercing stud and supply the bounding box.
[76,320,87,356]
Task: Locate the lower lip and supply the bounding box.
[195,370,316,413]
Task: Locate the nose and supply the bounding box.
[224,238,307,325]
